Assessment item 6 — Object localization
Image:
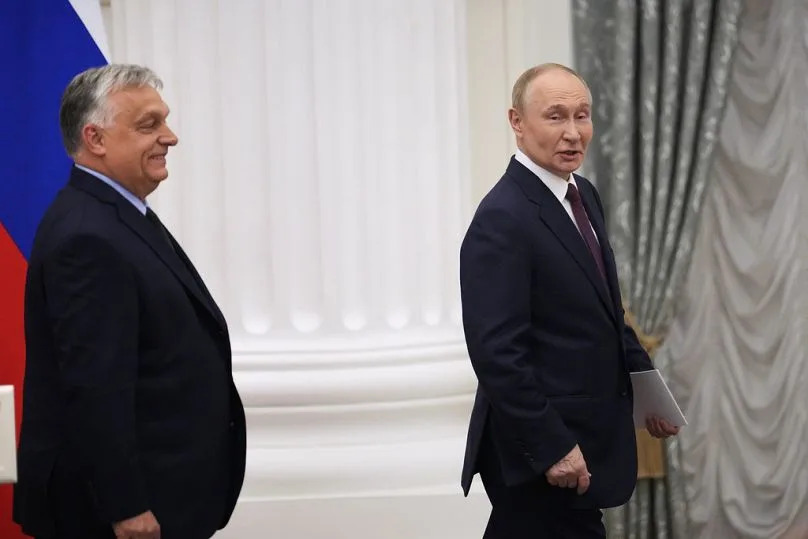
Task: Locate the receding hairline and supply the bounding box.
[108,86,170,118]
[511,63,591,112]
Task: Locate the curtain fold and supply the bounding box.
[572,1,744,536]
[662,0,808,537]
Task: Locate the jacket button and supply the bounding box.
[620,390,628,397]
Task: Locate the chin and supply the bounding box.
[557,162,581,175]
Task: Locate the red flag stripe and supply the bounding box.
[0,223,27,537]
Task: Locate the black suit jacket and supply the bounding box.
[460,157,652,509]
[14,166,247,538]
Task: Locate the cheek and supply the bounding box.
[141,145,157,166]
[530,129,555,151]
[581,127,594,145]
[546,133,564,152]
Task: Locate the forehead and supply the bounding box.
[526,70,590,108]
[108,86,169,117]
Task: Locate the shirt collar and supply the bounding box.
[514,148,578,205]
[74,164,149,215]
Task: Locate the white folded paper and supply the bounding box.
[630,369,687,429]
[0,385,17,483]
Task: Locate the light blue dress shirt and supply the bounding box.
[75,164,149,216]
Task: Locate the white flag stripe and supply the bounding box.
[68,0,110,62]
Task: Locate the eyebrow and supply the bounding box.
[544,103,590,114]
[136,107,170,122]
[543,105,570,115]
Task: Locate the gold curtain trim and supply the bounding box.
[623,301,666,479]
[623,302,663,356]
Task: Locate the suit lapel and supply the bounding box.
[69,167,227,332]
[506,159,616,322]
[166,231,228,330]
[536,201,616,319]
[576,177,623,321]
[118,206,227,331]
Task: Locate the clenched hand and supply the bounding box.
[113,510,161,539]
[545,444,590,495]
[645,415,679,438]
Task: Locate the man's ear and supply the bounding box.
[81,124,106,157]
[508,107,523,136]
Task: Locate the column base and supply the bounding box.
[216,490,491,539]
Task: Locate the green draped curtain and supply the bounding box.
[571,0,744,536]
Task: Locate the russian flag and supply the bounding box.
[0,1,109,536]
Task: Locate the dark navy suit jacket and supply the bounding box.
[14,166,247,538]
[460,157,652,509]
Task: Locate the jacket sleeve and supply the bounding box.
[43,234,149,523]
[620,308,655,372]
[460,208,576,475]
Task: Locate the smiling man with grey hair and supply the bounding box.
[13,64,246,539]
[59,64,164,156]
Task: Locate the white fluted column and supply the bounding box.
[107,1,487,536]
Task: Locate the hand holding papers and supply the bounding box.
[630,369,687,430]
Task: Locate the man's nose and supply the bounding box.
[160,125,179,147]
[562,120,581,141]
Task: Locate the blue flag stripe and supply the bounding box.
[0,0,108,259]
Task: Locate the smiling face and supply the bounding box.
[508,68,592,179]
[79,85,178,199]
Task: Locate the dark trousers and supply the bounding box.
[478,432,606,539]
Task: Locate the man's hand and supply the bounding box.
[113,510,160,539]
[545,444,591,495]
[645,415,680,438]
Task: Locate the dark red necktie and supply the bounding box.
[565,183,607,283]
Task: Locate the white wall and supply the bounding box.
[100,1,573,537]
[467,0,574,201]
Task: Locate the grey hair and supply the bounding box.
[59,64,163,156]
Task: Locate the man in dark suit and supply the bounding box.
[14,64,246,539]
[459,63,678,538]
